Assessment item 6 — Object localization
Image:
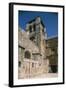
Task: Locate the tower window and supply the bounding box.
[29,26,32,33]
[33,24,35,31]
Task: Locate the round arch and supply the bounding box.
[24,51,31,59]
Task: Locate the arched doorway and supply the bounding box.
[24,51,31,59]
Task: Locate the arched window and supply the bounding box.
[29,26,32,33]
[24,51,31,59]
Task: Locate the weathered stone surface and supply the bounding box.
[18,17,58,79]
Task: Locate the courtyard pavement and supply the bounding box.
[27,73,58,79]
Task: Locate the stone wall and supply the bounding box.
[18,59,49,79]
[18,25,49,79]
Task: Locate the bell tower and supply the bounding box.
[26,17,47,58]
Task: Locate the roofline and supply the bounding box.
[27,16,45,27]
[47,35,58,40]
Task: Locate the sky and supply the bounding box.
[18,10,58,37]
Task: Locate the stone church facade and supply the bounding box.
[18,17,58,79]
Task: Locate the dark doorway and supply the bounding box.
[24,51,31,59]
[49,65,58,73]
